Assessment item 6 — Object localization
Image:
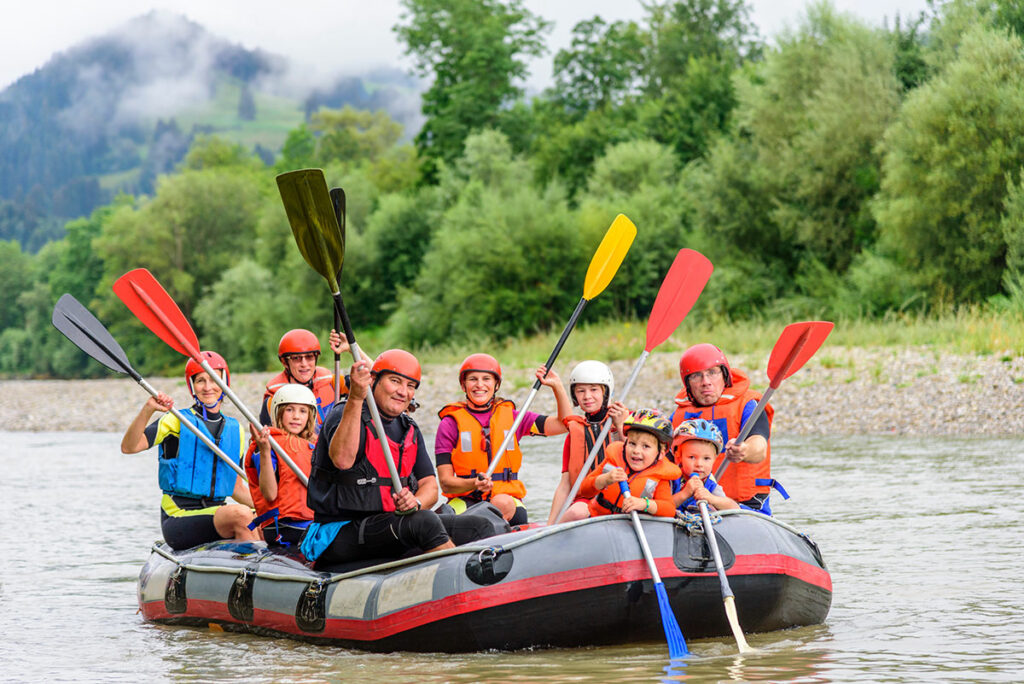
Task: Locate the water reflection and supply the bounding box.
[3,431,1024,681]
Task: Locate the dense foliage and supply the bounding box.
[6,0,1024,378]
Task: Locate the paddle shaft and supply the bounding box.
[697,500,753,653]
[334,306,342,400]
[619,484,665,581]
[198,358,309,487]
[483,297,588,479]
[552,350,650,524]
[331,292,404,493]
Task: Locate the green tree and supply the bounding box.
[0,239,30,331]
[388,130,582,344]
[394,0,550,181]
[550,17,646,118]
[873,26,1024,304]
[276,124,317,172]
[183,135,264,171]
[310,106,403,166]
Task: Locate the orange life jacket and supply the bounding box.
[563,415,613,493]
[438,400,526,500]
[244,427,313,524]
[584,442,681,518]
[671,367,773,502]
[263,367,344,433]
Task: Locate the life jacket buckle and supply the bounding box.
[356,477,377,486]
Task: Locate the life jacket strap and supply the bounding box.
[754,477,790,499]
[595,492,623,514]
[313,465,410,489]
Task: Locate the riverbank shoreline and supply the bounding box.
[4,346,1024,436]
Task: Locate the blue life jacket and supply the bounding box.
[158,409,243,500]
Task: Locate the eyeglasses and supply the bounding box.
[285,352,318,363]
[687,367,723,382]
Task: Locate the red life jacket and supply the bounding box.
[306,402,419,522]
[263,367,345,432]
[671,368,773,502]
[437,400,526,500]
[584,442,681,518]
[244,427,313,524]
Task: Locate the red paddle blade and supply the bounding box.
[645,249,713,352]
[766,320,834,388]
[113,268,201,360]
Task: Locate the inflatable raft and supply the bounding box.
[137,510,831,652]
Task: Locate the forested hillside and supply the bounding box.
[0,11,420,251]
[4,0,1024,379]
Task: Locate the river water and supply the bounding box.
[2,430,1023,682]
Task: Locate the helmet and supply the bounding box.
[673,418,724,452]
[568,360,614,408]
[372,349,421,388]
[185,351,230,395]
[278,329,321,360]
[622,408,673,446]
[270,383,318,420]
[679,343,732,401]
[459,353,502,389]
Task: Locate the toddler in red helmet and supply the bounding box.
[671,419,738,513]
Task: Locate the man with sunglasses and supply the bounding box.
[260,328,349,434]
[670,344,780,515]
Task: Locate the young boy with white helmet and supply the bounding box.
[546,360,628,524]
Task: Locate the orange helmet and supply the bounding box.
[278,329,321,361]
[372,349,421,388]
[459,353,502,389]
[185,351,229,395]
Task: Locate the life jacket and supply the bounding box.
[674,472,724,512]
[158,408,243,500]
[263,367,344,433]
[438,400,526,500]
[244,427,314,525]
[671,368,774,502]
[306,401,418,522]
[562,414,613,490]
[585,442,681,518]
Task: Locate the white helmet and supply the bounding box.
[270,383,318,424]
[568,361,614,408]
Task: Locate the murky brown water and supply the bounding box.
[2,430,1023,682]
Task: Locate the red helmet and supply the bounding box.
[185,351,230,395]
[459,353,502,389]
[278,329,321,361]
[372,349,421,388]
[679,343,732,401]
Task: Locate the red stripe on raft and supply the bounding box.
[139,552,831,640]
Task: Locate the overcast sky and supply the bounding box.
[0,0,931,91]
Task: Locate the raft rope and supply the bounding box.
[148,509,797,588]
[675,508,722,534]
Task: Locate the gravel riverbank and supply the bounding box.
[4,346,1024,436]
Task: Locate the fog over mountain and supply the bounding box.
[0,10,421,251]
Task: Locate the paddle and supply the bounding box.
[482,214,637,480]
[696,499,754,653]
[618,481,688,658]
[713,320,834,481]
[112,268,309,486]
[329,186,346,395]
[51,294,247,480]
[275,168,404,495]
[552,248,714,524]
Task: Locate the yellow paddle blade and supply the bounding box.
[583,214,637,300]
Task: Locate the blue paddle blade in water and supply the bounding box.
[655,581,689,658]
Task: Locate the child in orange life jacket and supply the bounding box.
[671,419,738,513]
[546,360,629,524]
[582,409,681,518]
[247,384,317,546]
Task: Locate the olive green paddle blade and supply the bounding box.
[276,168,345,292]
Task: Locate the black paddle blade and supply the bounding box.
[330,186,346,278]
[276,169,345,291]
[51,294,136,378]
